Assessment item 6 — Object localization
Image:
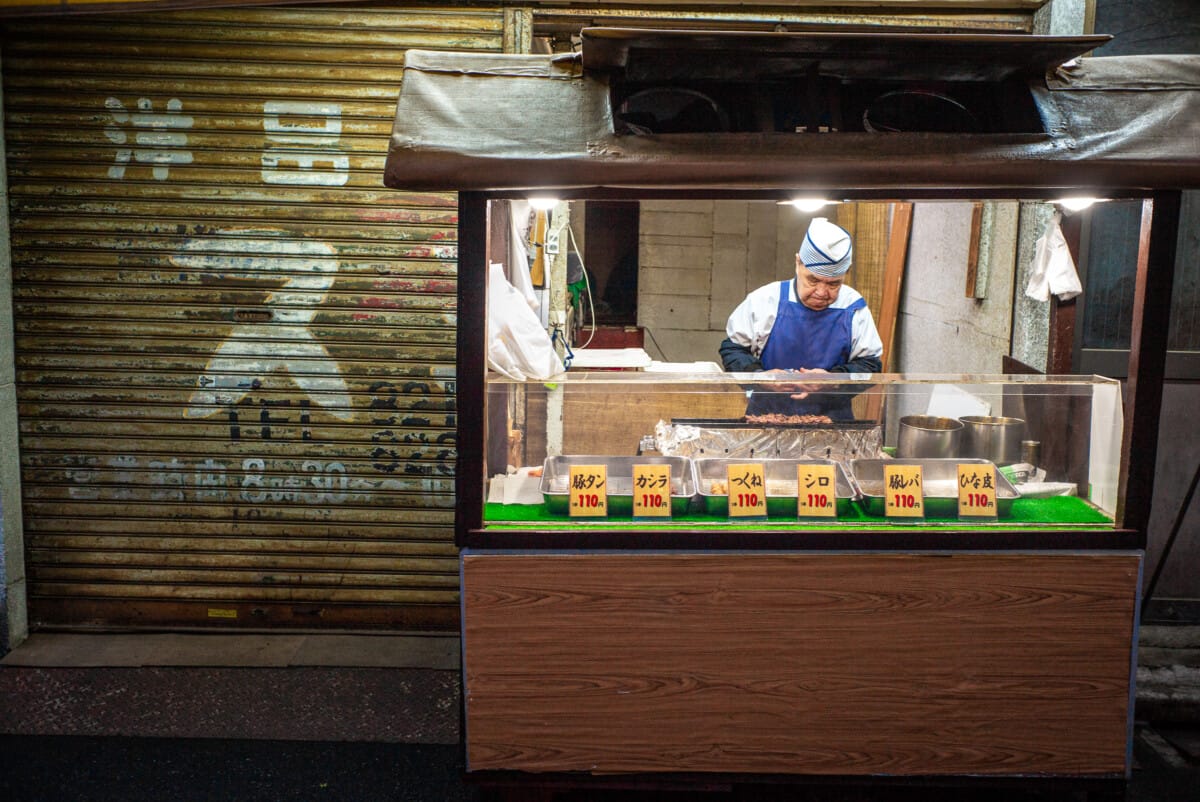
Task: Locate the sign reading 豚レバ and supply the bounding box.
[727,463,767,518]
[569,464,608,518]
[633,464,672,518]
[797,463,837,519]
[958,463,998,520]
[884,464,925,519]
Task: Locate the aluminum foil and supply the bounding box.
[654,420,884,467]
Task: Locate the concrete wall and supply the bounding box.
[1010,203,1056,372]
[1094,0,1199,52]
[1011,0,1090,371]
[637,200,809,364]
[640,199,1023,380]
[896,202,1020,375]
[1147,383,1200,599]
[0,48,25,650]
[1034,0,1092,35]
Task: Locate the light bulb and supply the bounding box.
[527,196,559,211]
[1058,196,1099,212]
[788,197,830,213]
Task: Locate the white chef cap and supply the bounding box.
[798,217,853,277]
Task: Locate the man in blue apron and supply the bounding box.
[719,217,883,421]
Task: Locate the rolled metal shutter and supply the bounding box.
[2,5,503,630]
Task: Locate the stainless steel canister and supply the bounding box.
[1021,440,1041,469]
[897,415,963,459]
[958,416,1026,465]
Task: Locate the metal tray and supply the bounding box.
[540,455,696,517]
[657,419,885,463]
[850,458,1020,518]
[673,417,878,430]
[694,457,857,518]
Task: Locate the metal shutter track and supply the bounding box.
[4,6,503,630]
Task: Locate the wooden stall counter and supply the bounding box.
[462,550,1139,777]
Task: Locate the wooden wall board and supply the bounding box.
[463,551,1139,776]
[561,390,747,455]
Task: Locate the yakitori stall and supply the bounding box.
[384,29,1200,799]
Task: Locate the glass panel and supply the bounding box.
[1081,201,1140,350]
[1081,191,1200,355]
[483,373,1122,529]
[1169,191,1200,351]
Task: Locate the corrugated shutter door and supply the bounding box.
[3,6,503,630]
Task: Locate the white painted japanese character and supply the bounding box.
[175,230,353,420]
[148,457,186,502]
[261,100,349,187]
[107,455,140,501]
[194,459,229,501]
[104,97,194,180]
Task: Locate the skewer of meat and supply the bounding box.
[744,413,832,425]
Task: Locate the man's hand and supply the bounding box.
[756,368,830,399]
[791,367,831,399]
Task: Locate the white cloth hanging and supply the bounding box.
[487,262,564,380]
[506,199,540,314]
[1025,210,1083,302]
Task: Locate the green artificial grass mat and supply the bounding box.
[483,495,1112,530]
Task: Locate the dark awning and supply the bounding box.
[383,29,1200,194]
[579,28,1110,82]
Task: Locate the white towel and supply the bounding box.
[1026,210,1083,302]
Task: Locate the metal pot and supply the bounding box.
[897,415,963,459]
[958,415,1026,465]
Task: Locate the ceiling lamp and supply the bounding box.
[786,197,833,212]
[1057,196,1101,212]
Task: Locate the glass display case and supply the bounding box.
[482,371,1122,530]
[463,369,1140,782]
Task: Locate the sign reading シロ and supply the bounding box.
[797,463,837,518]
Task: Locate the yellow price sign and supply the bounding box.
[568,464,608,518]
[726,463,767,518]
[958,463,998,519]
[797,463,838,518]
[632,464,672,518]
[884,464,925,519]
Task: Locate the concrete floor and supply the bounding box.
[0,633,460,743]
[1,631,459,670]
[2,631,1199,800]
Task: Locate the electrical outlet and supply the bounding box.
[545,230,560,254]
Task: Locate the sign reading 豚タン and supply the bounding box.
[633,464,672,518]
[885,464,925,519]
[958,464,998,519]
[727,463,767,518]
[797,463,837,518]
[569,465,609,517]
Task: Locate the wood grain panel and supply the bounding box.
[463,552,1139,776]
[562,391,748,455]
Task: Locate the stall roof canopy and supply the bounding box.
[384,28,1200,195]
[579,28,1109,82]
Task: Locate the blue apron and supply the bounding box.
[747,279,863,421]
